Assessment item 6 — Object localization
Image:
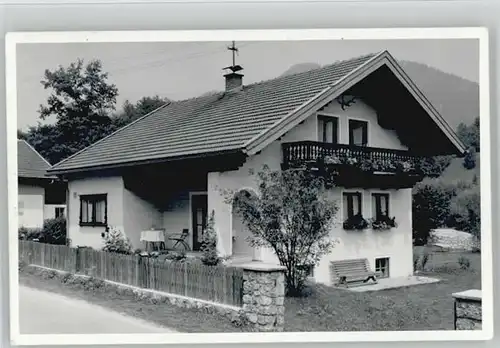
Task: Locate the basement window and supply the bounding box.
[80,194,107,227]
[375,257,390,278]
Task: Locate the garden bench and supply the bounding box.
[330,258,378,287]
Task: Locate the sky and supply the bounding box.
[16,39,479,130]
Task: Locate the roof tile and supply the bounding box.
[50,53,377,172]
[18,140,53,179]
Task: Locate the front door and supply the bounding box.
[191,194,208,251]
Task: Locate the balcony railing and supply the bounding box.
[282,141,422,174]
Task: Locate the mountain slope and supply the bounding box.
[399,60,479,129]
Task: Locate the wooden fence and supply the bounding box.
[19,241,244,307]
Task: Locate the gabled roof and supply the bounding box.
[49,50,466,175]
[18,139,55,179]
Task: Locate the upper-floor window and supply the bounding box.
[348,119,368,146]
[372,193,390,220]
[317,115,339,144]
[80,194,107,227]
[343,191,362,220]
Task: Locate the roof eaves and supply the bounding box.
[243,51,386,155]
[48,102,171,172]
[48,148,245,176]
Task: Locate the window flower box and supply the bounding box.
[343,213,369,231]
[371,215,397,230]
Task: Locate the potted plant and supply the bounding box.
[343,213,369,230]
[396,160,415,173]
[371,215,397,230]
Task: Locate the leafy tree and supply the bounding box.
[230,166,338,296]
[39,59,118,122]
[21,59,119,164]
[456,117,479,152]
[419,155,453,178]
[463,147,477,170]
[450,187,480,240]
[412,179,457,245]
[19,124,66,165]
[113,95,169,127]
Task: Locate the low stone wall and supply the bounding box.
[452,289,482,330]
[240,262,286,332]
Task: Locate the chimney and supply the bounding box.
[224,71,244,92]
[223,41,244,93]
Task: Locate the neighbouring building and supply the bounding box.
[47,50,465,285]
[18,139,67,228]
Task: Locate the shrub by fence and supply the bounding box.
[19,240,244,307]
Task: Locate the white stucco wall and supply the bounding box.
[123,188,163,249]
[320,97,408,149]
[18,184,45,229]
[67,176,124,249]
[208,97,413,280]
[315,187,413,284]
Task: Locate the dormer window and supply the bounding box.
[349,119,368,146]
[317,115,339,144]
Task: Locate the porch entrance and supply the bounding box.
[191,193,208,251]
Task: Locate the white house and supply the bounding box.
[18,139,67,228]
[47,51,466,285]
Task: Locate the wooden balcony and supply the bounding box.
[282,141,424,188]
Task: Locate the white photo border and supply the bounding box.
[5,27,492,345]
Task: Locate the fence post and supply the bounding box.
[452,289,482,330]
[135,255,140,287]
[240,262,286,332]
[75,247,80,273]
[184,262,188,296]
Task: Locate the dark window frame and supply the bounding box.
[348,119,368,146]
[343,191,363,219]
[317,115,339,144]
[79,194,108,227]
[55,207,65,218]
[372,193,390,220]
[375,257,390,278]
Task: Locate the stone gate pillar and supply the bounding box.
[452,289,482,330]
[240,262,286,332]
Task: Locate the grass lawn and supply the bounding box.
[284,247,481,332]
[20,246,481,332]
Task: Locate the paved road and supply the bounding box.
[19,285,176,334]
